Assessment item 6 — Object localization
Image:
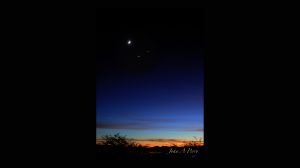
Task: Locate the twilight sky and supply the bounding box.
[96,10,204,146]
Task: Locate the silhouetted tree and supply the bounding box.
[184,137,203,147]
[101,133,139,148]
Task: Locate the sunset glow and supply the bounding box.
[96,11,204,147]
[96,138,204,147]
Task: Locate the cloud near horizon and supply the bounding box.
[96,122,203,132]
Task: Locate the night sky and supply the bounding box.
[96,10,204,146]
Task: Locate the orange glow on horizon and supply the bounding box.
[96,138,204,147]
[136,140,204,147]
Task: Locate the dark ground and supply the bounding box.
[96,145,206,161]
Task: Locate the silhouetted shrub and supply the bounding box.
[184,137,203,147]
[101,133,139,148]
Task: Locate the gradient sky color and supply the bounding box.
[96,12,204,146]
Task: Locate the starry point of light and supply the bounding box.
[97,20,204,147]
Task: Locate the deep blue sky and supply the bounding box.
[96,11,204,146]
